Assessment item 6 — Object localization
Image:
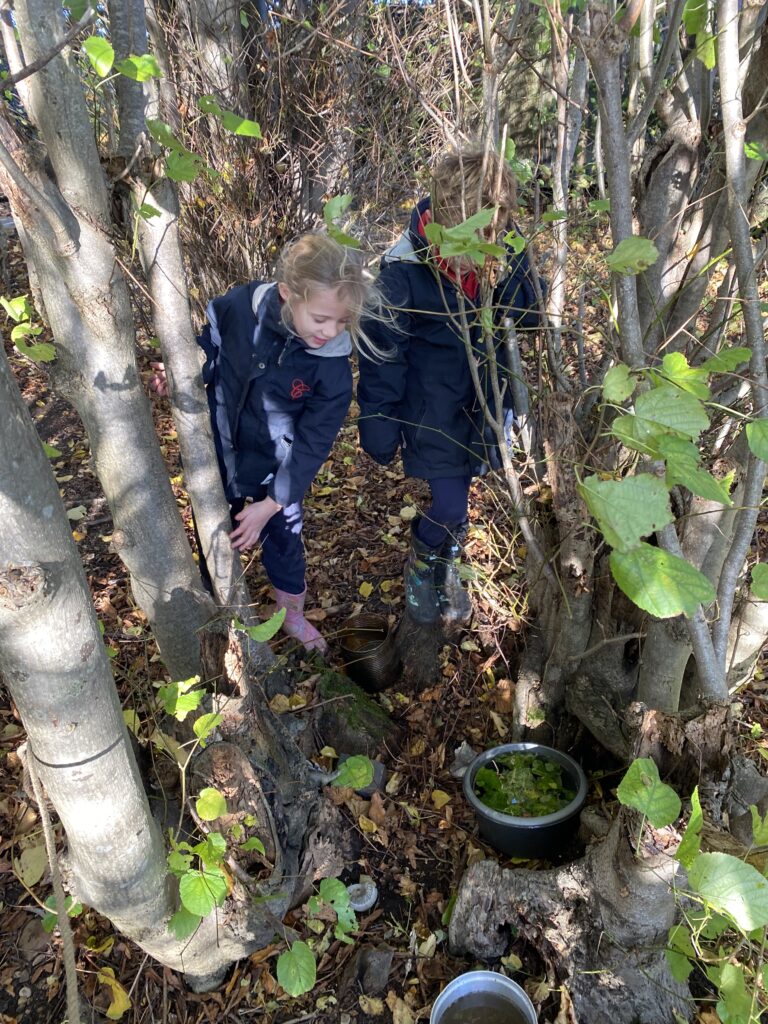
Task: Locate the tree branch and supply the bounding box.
[0,6,95,88]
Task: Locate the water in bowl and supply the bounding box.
[438,990,532,1024]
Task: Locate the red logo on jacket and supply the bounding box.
[290,379,311,400]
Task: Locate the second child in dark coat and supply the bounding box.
[358,149,539,626]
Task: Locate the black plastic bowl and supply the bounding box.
[463,742,587,859]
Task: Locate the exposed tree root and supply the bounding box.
[449,816,692,1023]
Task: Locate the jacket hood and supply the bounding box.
[254,282,353,359]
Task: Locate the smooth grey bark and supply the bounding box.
[0,0,214,679]
[0,345,333,983]
[109,0,148,158]
[109,0,253,615]
[580,10,645,369]
[711,0,768,671]
[133,177,253,614]
[187,0,245,104]
[0,343,168,955]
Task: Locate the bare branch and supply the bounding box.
[0,6,95,88]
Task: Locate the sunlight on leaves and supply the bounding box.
[616,758,681,828]
[195,787,227,821]
[277,940,316,997]
[97,967,131,1020]
[610,544,715,618]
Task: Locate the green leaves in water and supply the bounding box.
[473,753,575,818]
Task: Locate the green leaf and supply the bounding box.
[178,865,228,916]
[588,198,611,212]
[166,849,192,876]
[636,385,710,441]
[699,347,750,374]
[676,786,703,870]
[0,294,32,322]
[276,940,316,997]
[603,364,635,403]
[165,150,203,182]
[612,414,665,456]
[136,202,161,220]
[541,209,567,222]
[688,852,768,931]
[578,475,673,550]
[14,336,56,362]
[751,563,768,601]
[327,224,361,249]
[616,757,681,828]
[749,805,768,846]
[147,119,185,152]
[83,36,115,77]
[156,680,203,721]
[744,141,768,161]
[656,352,710,400]
[665,923,695,982]
[43,442,62,458]
[657,436,733,505]
[197,832,226,866]
[317,877,357,940]
[219,110,261,137]
[234,607,286,643]
[695,31,716,70]
[715,962,752,1024]
[115,54,162,82]
[239,836,266,854]
[503,230,526,254]
[323,194,353,224]
[605,235,659,275]
[240,9,249,28]
[333,755,374,790]
[193,712,222,746]
[683,0,708,36]
[746,420,768,461]
[11,321,42,344]
[168,906,202,941]
[41,894,83,933]
[196,787,227,822]
[66,0,90,20]
[197,94,223,115]
[610,543,716,618]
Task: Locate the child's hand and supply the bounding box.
[230,497,283,551]
[148,361,169,397]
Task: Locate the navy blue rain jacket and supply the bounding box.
[198,281,353,507]
[358,198,539,479]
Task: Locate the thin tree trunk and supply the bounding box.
[109,0,253,615]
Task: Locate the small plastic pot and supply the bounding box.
[430,970,537,1024]
[463,742,587,859]
[339,613,401,693]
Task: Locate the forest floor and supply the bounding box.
[1,227,767,1024]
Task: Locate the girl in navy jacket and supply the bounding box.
[358,150,539,627]
[155,234,379,653]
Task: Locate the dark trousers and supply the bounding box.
[415,476,471,548]
[195,488,306,595]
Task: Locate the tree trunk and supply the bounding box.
[1,340,361,987]
[0,0,214,679]
[449,817,691,1023]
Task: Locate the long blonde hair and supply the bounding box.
[277,233,389,360]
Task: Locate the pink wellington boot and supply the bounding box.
[273,587,328,655]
